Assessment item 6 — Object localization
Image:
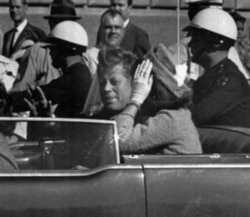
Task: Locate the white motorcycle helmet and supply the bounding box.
[186,8,237,41]
[48,21,88,52]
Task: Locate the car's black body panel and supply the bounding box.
[0,118,249,217]
[144,165,250,217]
[0,166,146,217]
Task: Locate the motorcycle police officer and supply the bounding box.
[185,8,250,127]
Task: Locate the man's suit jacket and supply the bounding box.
[3,23,46,58]
[120,21,151,58]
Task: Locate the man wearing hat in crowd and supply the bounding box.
[3,0,46,59]
[169,0,250,86]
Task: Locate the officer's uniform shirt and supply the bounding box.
[191,58,250,127]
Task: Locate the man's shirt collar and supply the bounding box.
[124,19,130,28]
[16,19,28,33]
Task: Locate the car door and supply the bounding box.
[0,165,146,217]
[0,118,147,217]
[142,155,250,217]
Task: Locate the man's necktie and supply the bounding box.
[10,28,17,55]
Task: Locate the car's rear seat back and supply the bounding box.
[198,126,250,154]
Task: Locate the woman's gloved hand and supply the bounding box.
[130,59,153,106]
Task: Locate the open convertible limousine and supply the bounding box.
[0,117,250,217]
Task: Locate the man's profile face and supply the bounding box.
[236,20,246,41]
[9,0,27,25]
[98,63,132,112]
[49,46,64,70]
[110,0,130,21]
[188,31,206,64]
[101,14,125,47]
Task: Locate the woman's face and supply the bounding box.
[98,63,132,112]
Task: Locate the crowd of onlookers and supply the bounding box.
[0,0,250,168]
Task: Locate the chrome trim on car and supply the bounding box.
[143,164,250,169]
[0,165,143,177]
[0,117,116,124]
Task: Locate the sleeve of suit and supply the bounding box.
[134,30,151,58]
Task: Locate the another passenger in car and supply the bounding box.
[93,47,202,154]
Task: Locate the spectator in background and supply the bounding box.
[3,0,46,60]
[96,0,151,58]
[230,11,250,78]
[88,9,125,72]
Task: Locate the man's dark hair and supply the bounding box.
[100,8,124,25]
[97,46,137,79]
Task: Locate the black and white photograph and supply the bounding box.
[0,0,249,216]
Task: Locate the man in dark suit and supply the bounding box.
[3,0,46,59]
[110,0,151,57]
[97,0,150,58]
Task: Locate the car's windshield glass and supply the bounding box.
[0,117,119,170]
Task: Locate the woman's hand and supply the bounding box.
[130,59,153,105]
